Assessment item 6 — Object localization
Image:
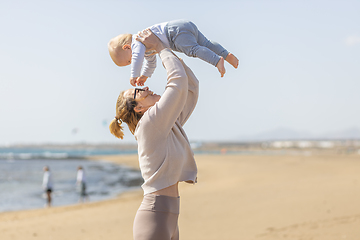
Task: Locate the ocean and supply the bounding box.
[0,145,290,213]
[0,147,142,212]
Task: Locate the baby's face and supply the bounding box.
[115,48,132,67]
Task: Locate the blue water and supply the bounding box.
[0,148,142,212]
[0,147,138,160]
[0,146,293,213]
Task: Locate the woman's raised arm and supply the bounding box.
[135,30,189,136]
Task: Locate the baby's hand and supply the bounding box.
[130,77,137,87]
[136,76,148,86]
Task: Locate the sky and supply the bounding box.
[0,0,359,145]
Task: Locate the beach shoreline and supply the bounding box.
[1,153,360,240]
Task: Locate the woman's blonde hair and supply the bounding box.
[108,34,132,62]
[109,90,143,139]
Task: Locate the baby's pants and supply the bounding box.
[166,19,229,67]
[133,194,180,240]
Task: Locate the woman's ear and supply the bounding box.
[134,104,148,114]
[134,105,142,113]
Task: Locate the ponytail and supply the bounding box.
[109,90,143,140]
[109,117,124,139]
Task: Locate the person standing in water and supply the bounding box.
[76,166,88,203]
[42,166,53,207]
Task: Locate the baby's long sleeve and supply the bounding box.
[141,53,157,78]
[131,40,157,78]
[130,40,146,78]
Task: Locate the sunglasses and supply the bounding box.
[134,88,145,100]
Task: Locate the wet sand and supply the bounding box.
[1,153,360,240]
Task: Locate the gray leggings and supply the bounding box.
[133,194,180,240]
[166,19,229,67]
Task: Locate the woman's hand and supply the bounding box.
[135,29,165,53]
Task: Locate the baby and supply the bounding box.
[108,20,239,86]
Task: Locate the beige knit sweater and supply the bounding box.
[134,48,199,195]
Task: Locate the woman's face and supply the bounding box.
[124,87,161,111]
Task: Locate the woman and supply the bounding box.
[109,29,199,240]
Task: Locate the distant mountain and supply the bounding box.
[236,127,360,141]
[237,128,313,141]
[320,127,360,139]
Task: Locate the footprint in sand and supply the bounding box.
[255,214,360,240]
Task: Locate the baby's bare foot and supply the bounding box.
[216,57,225,77]
[225,53,239,69]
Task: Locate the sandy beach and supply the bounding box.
[1,153,360,240]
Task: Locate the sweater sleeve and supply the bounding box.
[144,49,188,137]
[177,59,199,126]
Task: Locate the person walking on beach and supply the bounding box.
[108,19,239,87]
[109,29,199,240]
[42,166,53,207]
[76,166,88,203]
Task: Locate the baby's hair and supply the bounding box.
[109,90,143,139]
[108,33,132,52]
[108,34,132,66]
